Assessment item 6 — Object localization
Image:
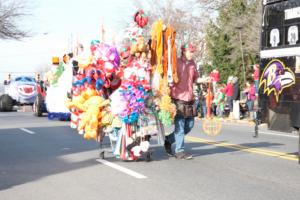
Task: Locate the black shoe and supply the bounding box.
[175,152,193,160]
[164,140,174,156]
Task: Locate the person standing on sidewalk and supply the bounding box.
[164,43,199,160]
[3,73,11,85]
[223,77,234,119]
[244,80,256,120]
[200,82,208,118]
[232,76,240,120]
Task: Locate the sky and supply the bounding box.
[0,0,137,81]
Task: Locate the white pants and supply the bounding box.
[233,100,240,120]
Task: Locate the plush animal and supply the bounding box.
[77,96,110,140]
[157,95,176,126]
[130,36,150,58]
[134,10,149,28]
[131,141,150,157]
[66,88,98,111]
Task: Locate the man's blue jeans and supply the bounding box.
[165,114,195,153]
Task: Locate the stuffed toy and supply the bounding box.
[66,87,98,111]
[119,46,132,67]
[158,95,176,126]
[126,22,144,43]
[131,141,150,157]
[78,96,110,140]
[134,10,149,28]
[130,36,150,59]
[151,19,163,74]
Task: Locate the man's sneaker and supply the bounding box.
[164,140,174,156]
[175,152,193,160]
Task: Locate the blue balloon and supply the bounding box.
[86,77,93,84]
[96,79,104,90]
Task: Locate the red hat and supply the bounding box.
[181,43,195,52]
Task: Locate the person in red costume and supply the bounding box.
[210,68,220,94]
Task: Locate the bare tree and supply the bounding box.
[0,0,31,40]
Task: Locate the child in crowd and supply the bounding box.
[216,84,225,118]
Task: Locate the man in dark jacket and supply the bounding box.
[232,76,240,119]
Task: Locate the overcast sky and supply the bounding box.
[0,0,137,81]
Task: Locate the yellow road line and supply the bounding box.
[186,136,298,161]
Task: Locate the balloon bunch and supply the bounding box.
[90,40,120,70]
[134,10,149,28]
[72,41,121,93]
[68,41,123,140]
[119,81,148,124]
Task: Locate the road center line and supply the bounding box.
[186,136,298,161]
[96,159,147,179]
[19,128,35,135]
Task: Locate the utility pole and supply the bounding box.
[236,26,246,85]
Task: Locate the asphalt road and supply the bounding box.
[0,112,299,200]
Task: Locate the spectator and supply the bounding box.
[244,79,256,120]
[35,73,41,83]
[206,81,213,118]
[199,82,208,118]
[232,76,240,120]
[215,84,225,118]
[223,76,234,119]
[3,73,11,85]
[193,82,201,117]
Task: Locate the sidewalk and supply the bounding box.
[196,117,299,136]
[196,116,257,125]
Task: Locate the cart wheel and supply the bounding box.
[99,151,105,159]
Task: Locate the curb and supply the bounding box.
[195,117,265,126]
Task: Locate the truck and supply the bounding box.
[259,0,300,163]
